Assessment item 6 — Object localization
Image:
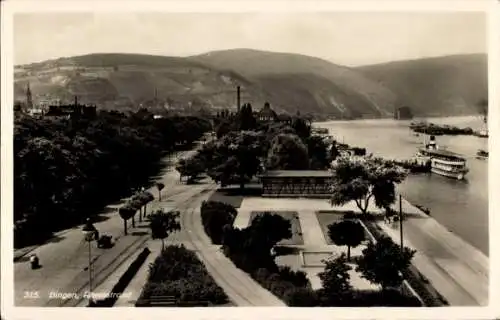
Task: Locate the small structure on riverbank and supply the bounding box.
[259,170,333,198]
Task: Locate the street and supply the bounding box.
[14,147,199,306]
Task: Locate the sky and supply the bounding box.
[13,11,486,67]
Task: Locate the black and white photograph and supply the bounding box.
[1,0,498,319]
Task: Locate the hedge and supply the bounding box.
[138,245,228,306]
[200,200,238,244]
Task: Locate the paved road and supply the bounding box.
[178,184,286,306]
[14,141,284,307]
[14,148,196,307]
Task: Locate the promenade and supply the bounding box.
[377,202,489,306]
[237,196,489,306]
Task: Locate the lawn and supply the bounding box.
[207,189,244,208]
[249,211,304,245]
[316,211,371,245]
[315,211,346,245]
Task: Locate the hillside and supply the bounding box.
[356,54,488,117]
[14,53,270,113]
[191,49,399,118]
[14,51,488,118]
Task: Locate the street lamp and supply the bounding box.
[82,218,98,306]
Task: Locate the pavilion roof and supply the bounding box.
[259,170,333,178]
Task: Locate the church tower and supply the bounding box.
[26,82,33,110]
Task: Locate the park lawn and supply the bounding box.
[249,211,304,245]
[315,211,346,245]
[315,210,368,245]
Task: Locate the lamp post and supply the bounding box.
[82,218,98,306]
[399,194,404,254]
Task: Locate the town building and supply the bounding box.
[257,102,278,122]
[45,96,97,119]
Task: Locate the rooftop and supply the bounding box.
[419,147,465,159]
[259,170,333,178]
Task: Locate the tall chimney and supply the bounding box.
[74,96,78,106]
[237,86,241,112]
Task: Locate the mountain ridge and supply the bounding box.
[14,50,487,118]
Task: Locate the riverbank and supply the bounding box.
[315,117,488,255]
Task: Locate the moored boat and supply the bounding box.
[476,149,488,160]
[415,136,469,180]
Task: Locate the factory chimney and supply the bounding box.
[237,86,241,113]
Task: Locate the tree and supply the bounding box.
[118,205,135,235]
[200,201,238,244]
[156,182,165,201]
[317,253,352,301]
[139,191,154,218]
[149,209,181,250]
[306,135,330,169]
[327,219,365,261]
[206,131,262,190]
[330,156,407,215]
[176,156,205,183]
[266,133,309,170]
[128,198,143,227]
[329,141,339,161]
[238,103,257,131]
[249,213,292,252]
[291,117,311,141]
[356,236,416,290]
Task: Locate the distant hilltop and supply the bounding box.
[14,50,487,119]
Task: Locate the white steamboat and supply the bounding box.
[415,135,469,180]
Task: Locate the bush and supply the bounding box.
[140,245,228,305]
[200,201,238,244]
[345,289,422,307]
[283,287,319,306]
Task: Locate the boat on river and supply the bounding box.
[476,149,488,160]
[415,136,469,180]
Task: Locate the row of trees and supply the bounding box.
[14,109,211,247]
[118,191,155,235]
[177,105,338,189]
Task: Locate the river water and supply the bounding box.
[316,116,489,255]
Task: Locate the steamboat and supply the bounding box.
[415,135,469,180]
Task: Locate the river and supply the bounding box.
[316,116,489,256]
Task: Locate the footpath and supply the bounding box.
[110,180,285,307]
[378,198,489,306]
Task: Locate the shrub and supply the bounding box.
[283,287,319,306]
[140,245,228,305]
[277,266,310,288]
[200,201,238,244]
[345,289,422,307]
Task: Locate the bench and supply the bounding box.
[149,296,178,306]
[144,296,212,307]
